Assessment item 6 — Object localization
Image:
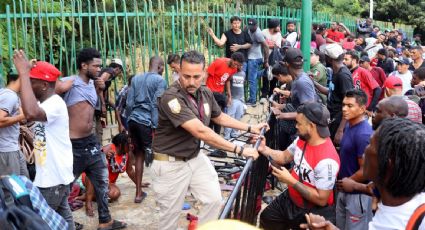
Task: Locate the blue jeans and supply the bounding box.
[71,134,111,224]
[247,58,263,103]
[224,99,245,139]
[38,184,75,230]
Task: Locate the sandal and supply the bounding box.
[97,219,127,230]
[134,191,147,203]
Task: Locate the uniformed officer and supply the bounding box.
[152,50,266,230]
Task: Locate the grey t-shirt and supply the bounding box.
[0,88,20,152]
[291,72,317,108]
[230,71,245,101]
[248,28,266,60]
[62,76,98,108]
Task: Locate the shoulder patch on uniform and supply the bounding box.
[168,98,181,114]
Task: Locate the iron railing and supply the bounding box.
[219,94,279,224]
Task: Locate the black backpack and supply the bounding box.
[0,175,48,230]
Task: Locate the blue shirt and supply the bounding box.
[291,72,317,108]
[338,119,373,179]
[126,72,167,128]
[62,75,98,108]
[0,176,68,229]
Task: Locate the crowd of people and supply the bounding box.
[0,15,425,230]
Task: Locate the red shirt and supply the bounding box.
[352,67,380,107]
[287,138,340,208]
[106,144,128,184]
[206,58,237,93]
[369,66,387,99]
[326,29,345,43]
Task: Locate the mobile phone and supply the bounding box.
[268,155,282,169]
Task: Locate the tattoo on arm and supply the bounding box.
[293,181,311,200]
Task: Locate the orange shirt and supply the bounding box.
[206,58,237,93]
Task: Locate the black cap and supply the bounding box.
[248,18,257,27]
[360,56,371,62]
[298,102,331,138]
[283,47,303,63]
[395,57,410,65]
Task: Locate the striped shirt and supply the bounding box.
[404,96,422,123]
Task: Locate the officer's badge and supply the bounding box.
[204,103,210,117]
[168,98,181,114]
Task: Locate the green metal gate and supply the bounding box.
[0,0,414,88]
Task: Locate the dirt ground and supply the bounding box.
[73,102,282,229]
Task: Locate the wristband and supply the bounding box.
[238,146,244,156]
[247,125,251,133]
[233,145,238,154]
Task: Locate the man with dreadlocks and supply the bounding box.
[300,118,425,229]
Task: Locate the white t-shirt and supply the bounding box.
[389,71,413,95]
[33,94,74,188]
[285,31,298,47]
[369,193,425,230]
[262,29,283,50]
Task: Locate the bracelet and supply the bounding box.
[233,145,238,154]
[238,146,244,156]
[247,125,251,133]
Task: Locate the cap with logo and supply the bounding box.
[29,61,61,82]
[247,18,258,28]
[298,102,331,138]
[111,58,124,69]
[384,76,403,89]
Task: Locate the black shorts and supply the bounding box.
[128,121,152,154]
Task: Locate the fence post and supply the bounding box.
[301,0,312,71]
[6,5,13,67]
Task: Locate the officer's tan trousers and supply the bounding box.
[152,153,222,230]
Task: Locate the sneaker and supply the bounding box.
[246,101,257,107]
[259,98,267,104]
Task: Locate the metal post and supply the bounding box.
[301,0,312,71]
[370,0,373,19]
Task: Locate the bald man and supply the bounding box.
[372,96,409,130]
[126,56,167,203]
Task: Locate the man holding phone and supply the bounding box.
[251,102,340,230]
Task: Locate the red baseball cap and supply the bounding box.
[29,61,61,82]
[384,76,403,89]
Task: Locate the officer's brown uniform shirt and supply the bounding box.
[153,81,222,159]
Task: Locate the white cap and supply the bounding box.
[321,43,344,59]
[110,58,123,68]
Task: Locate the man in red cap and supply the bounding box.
[13,50,75,229]
[384,76,422,123]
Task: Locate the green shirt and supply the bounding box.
[311,62,328,104]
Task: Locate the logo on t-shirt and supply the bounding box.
[33,123,47,166]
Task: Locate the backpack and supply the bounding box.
[268,46,284,66]
[0,175,48,230]
[406,203,425,230]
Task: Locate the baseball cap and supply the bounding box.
[384,76,403,89]
[322,43,344,59]
[282,41,292,49]
[394,57,410,65]
[111,58,124,69]
[298,102,331,138]
[310,48,320,56]
[359,56,371,63]
[29,61,61,82]
[247,18,258,27]
[284,47,303,63]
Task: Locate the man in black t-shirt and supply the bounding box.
[207,16,252,60]
[314,44,353,144]
[376,48,394,76]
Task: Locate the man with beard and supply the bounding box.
[59,48,127,230]
[257,102,340,229]
[283,20,298,48]
[343,51,381,114]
